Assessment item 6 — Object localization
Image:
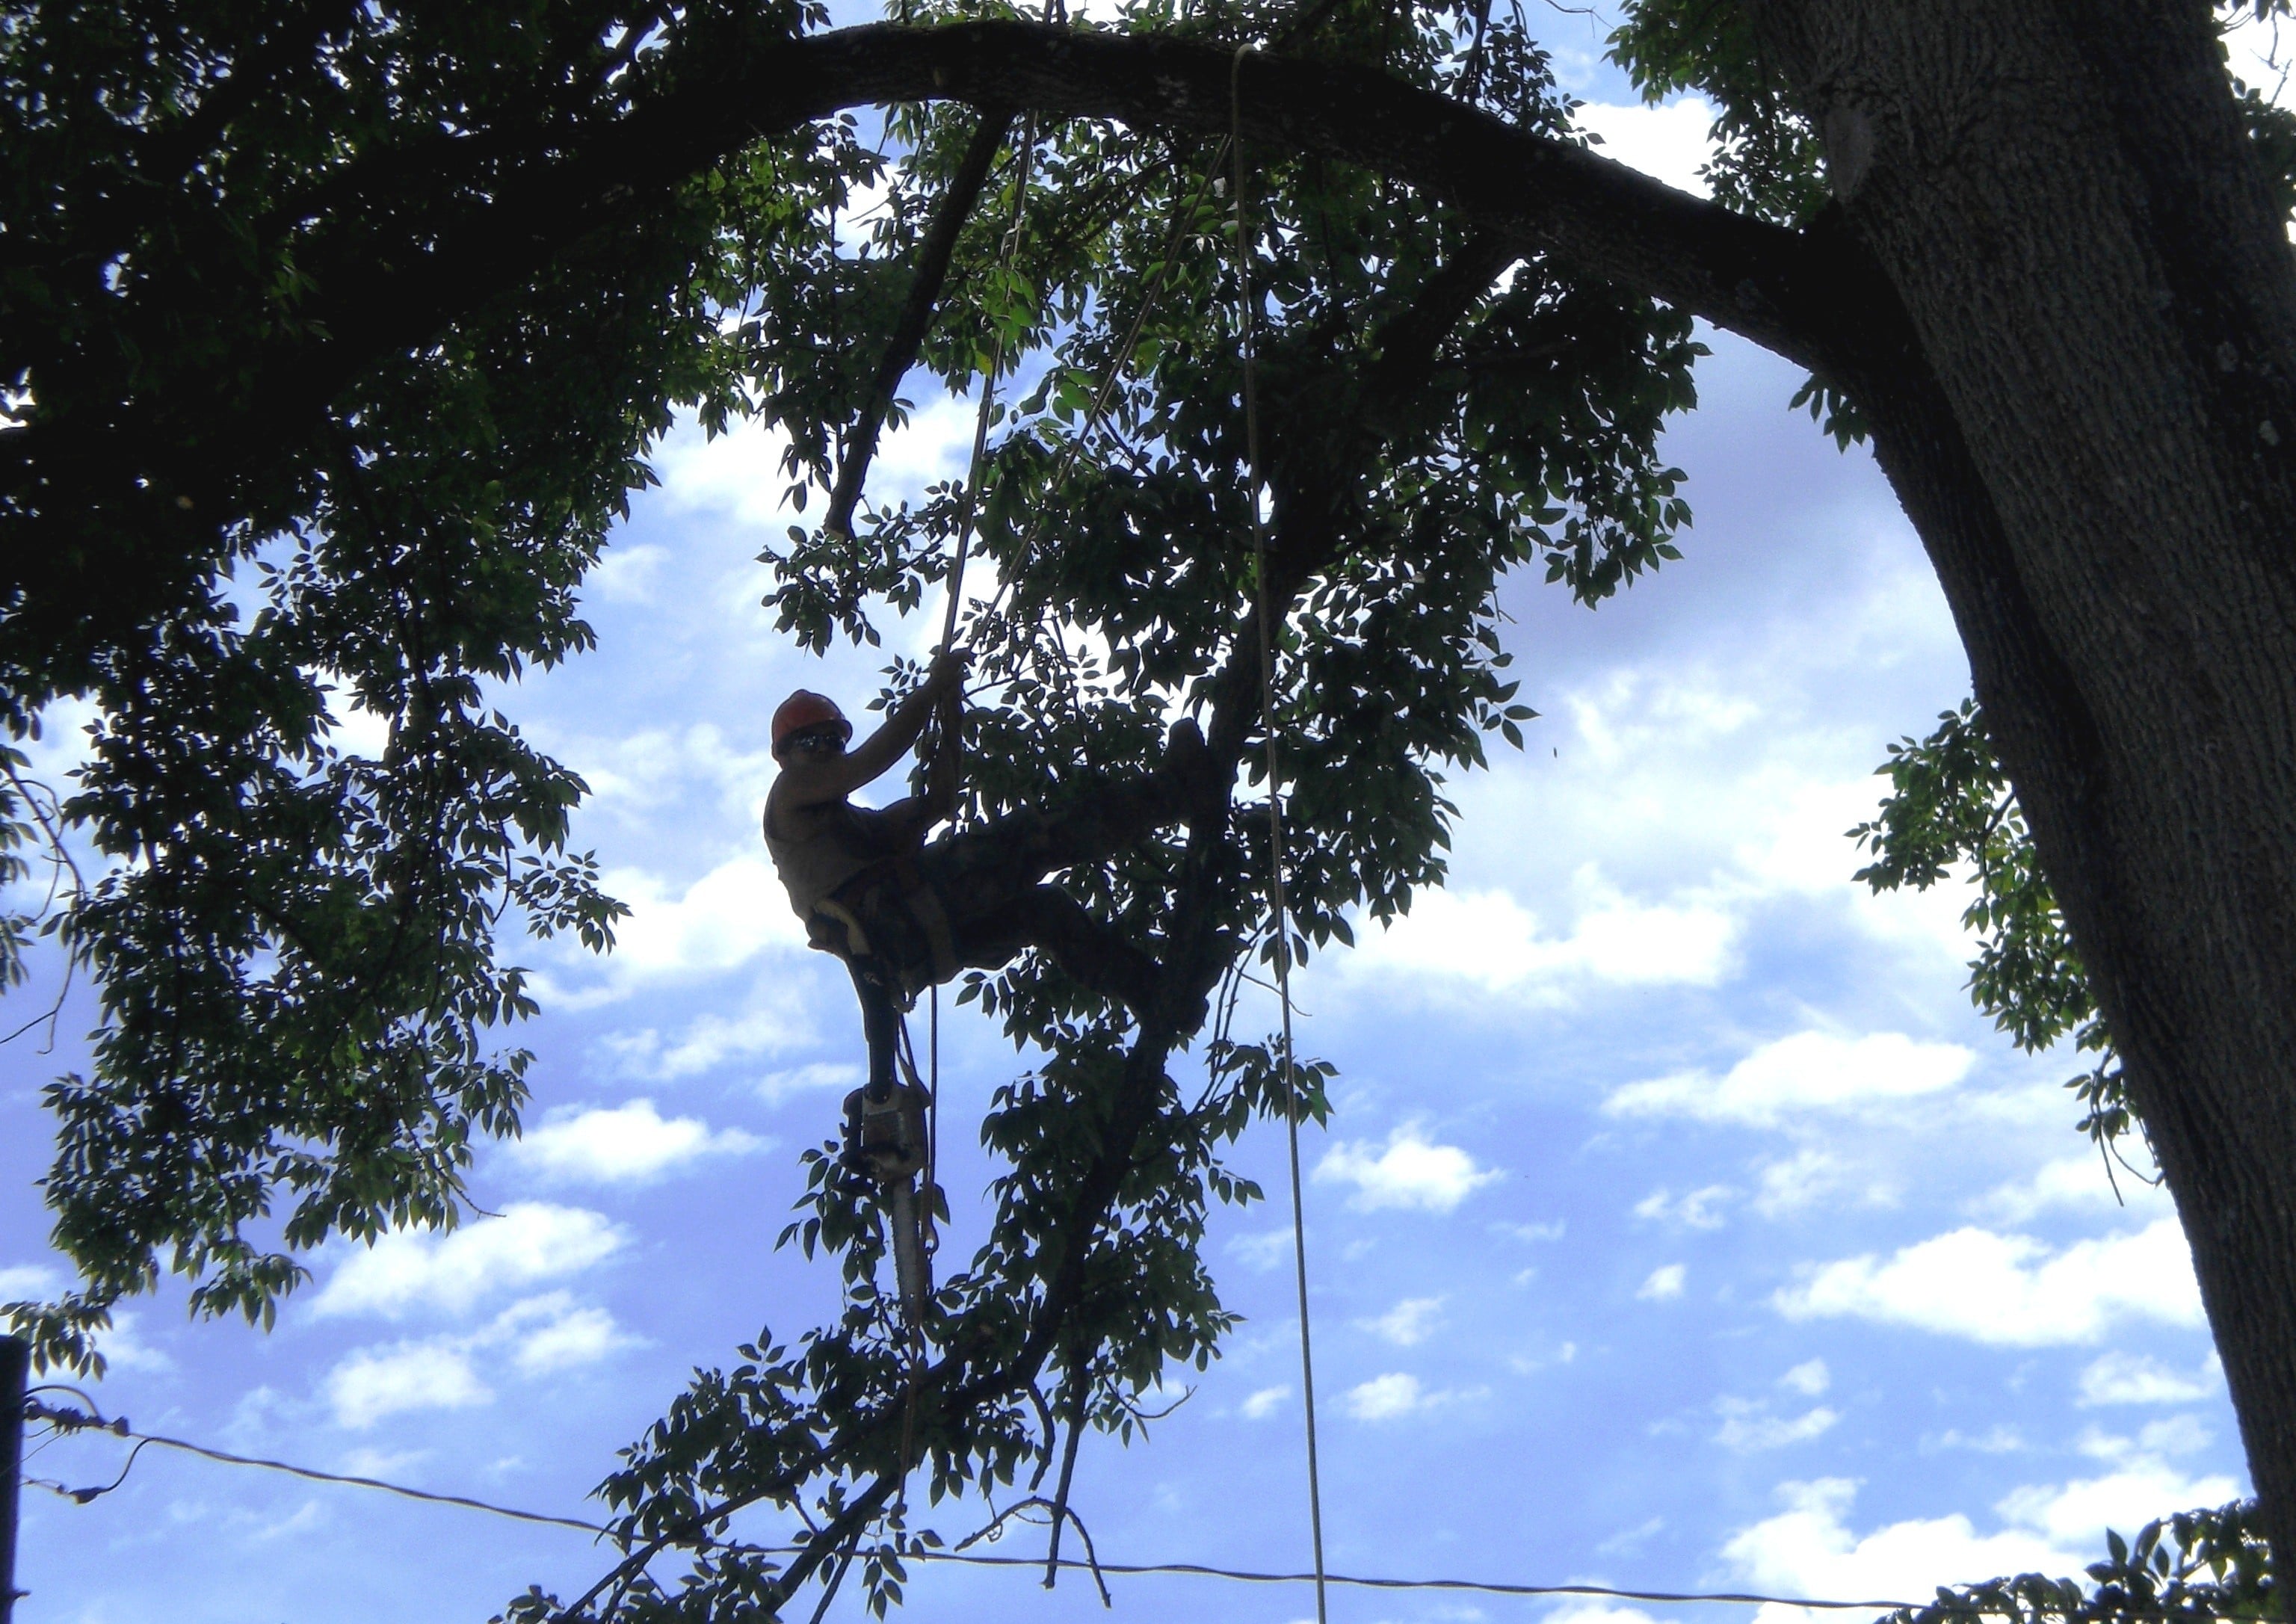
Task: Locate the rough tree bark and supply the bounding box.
[1744,0,2296,1564]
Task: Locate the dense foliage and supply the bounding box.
[3,0,1697,1613]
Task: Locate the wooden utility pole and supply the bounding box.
[1,1334,25,1623]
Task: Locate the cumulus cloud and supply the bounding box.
[1725,1478,2077,1624]
[584,857,808,989]
[1607,1031,1973,1128]
[1348,881,1736,1002]
[495,1292,639,1376]
[327,1343,493,1430]
[313,1204,626,1320]
[758,1060,862,1105]
[509,1099,762,1184]
[1753,1149,1891,1217]
[1976,1156,2150,1223]
[604,998,815,1084]
[587,542,670,605]
[1716,1398,1841,1452]
[1993,1459,2241,1549]
[1639,1264,1688,1301]
[1573,98,1718,197]
[1240,1385,1290,1421]
[1315,1122,1499,1213]
[2077,1352,2221,1407]
[1637,1185,1735,1229]
[1227,1228,1298,1271]
[1781,1359,1831,1397]
[1774,1220,2203,1346]
[323,1292,638,1427]
[1362,1297,1445,1347]
[1341,1368,1432,1424]
[0,1263,59,1300]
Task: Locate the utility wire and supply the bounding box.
[24,1401,614,1540]
[22,1403,2283,1620]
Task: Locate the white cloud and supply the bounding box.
[1227,1228,1297,1271]
[510,1099,762,1185]
[1362,1297,1445,1347]
[587,543,670,605]
[1546,1604,1666,1624]
[1781,1359,1830,1397]
[758,1060,862,1105]
[1607,1031,1974,1128]
[336,1446,428,1481]
[1725,1478,2078,1623]
[322,1292,635,1427]
[89,1309,175,1374]
[1636,1185,1734,1229]
[649,393,978,529]
[1345,1372,1429,1421]
[2135,1415,2214,1457]
[1976,1155,2148,1223]
[1315,1122,1499,1214]
[1639,1264,1688,1301]
[326,1343,492,1429]
[1753,1149,1886,1217]
[496,1294,638,1376]
[586,857,808,989]
[2077,1351,2221,1407]
[1716,1398,1840,1451]
[1349,880,1736,1001]
[1929,1427,2027,1454]
[0,1263,59,1300]
[313,1204,626,1320]
[1993,1460,2241,1549]
[1574,98,1718,197]
[1493,1220,1566,1243]
[650,414,794,529]
[604,997,815,1084]
[1240,1385,1291,1420]
[1774,1219,2203,1346]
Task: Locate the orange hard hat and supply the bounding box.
[773,690,851,758]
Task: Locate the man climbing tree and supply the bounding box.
[766,661,968,1105]
[765,654,1213,1099]
[763,647,1214,1331]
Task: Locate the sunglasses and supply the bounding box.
[784,729,848,756]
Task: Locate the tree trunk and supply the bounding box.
[1753,0,2296,1559]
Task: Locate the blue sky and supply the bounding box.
[0,19,2269,1624]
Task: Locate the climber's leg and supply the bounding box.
[848,954,902,1100]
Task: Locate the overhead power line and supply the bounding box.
[24,1401,610,1539]
[22,1399,2278,1620]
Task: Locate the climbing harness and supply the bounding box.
[1232,43,1330,1624]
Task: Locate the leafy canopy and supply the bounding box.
[4,0,1695,1611]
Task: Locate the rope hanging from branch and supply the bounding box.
[1231,42,1332,1624]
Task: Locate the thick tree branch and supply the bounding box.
[825,108,1017,538]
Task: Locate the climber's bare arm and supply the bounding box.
[774,652,966,814]
[871,686,965,845]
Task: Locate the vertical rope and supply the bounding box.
[1231,45,1329,1624]
[942,122,1034,651]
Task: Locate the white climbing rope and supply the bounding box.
[1231,42,1331,1624]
